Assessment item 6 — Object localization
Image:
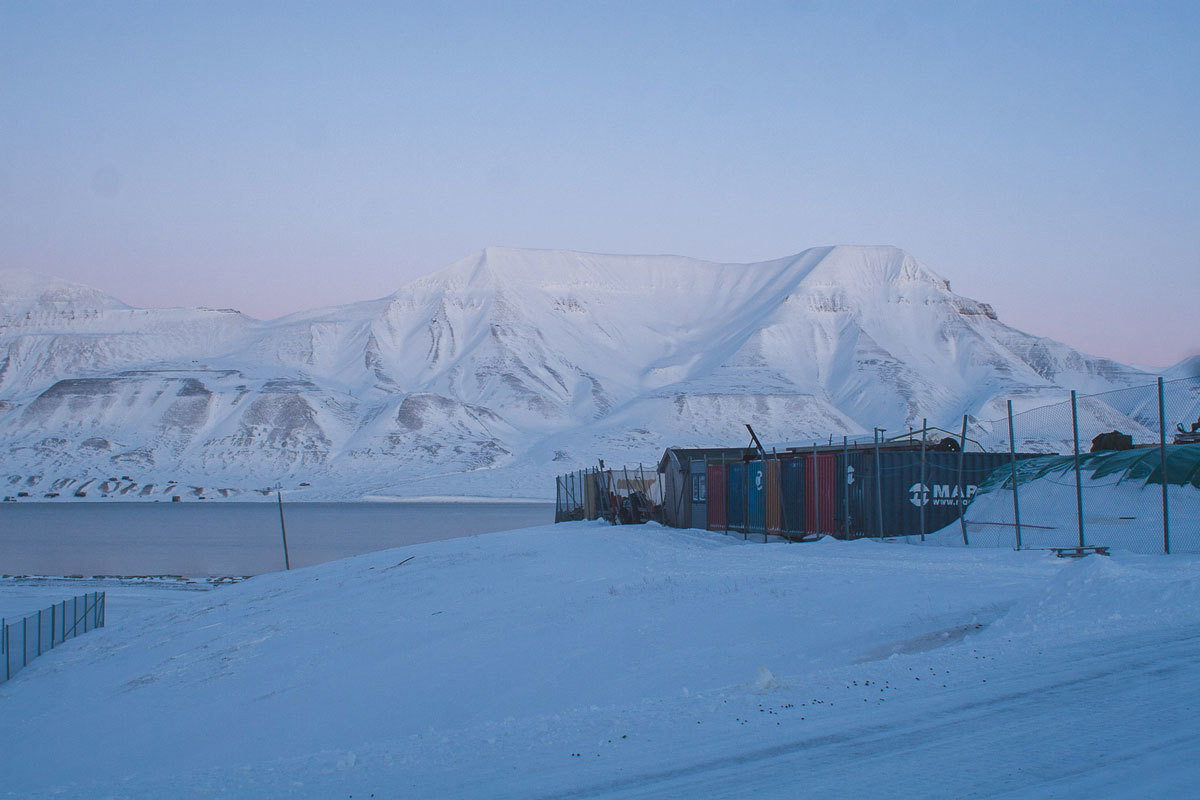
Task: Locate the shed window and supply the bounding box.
[692,472,707,502]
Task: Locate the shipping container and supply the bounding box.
[803,452,838,535]
[747,460,765,533]
[706,462,727,531]
[779,457,805,536]
[727,461,747,533]
[843,450,1015,538]
[764,459,781,535]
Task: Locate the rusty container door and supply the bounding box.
[706,463,727,531]
[804,453,838,534]
[765,459,781,534]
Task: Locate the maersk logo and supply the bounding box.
[908,483,978,507]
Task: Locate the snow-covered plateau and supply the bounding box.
[0,246,1167,500]
[2,522,1198,797]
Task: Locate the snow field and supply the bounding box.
[923,476,1200,554]
[1,522,1198,797]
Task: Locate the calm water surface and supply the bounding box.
[0,502,554,576]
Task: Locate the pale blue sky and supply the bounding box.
[1,1,1196,365]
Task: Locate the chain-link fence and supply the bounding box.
[944,376,1200,554]
[555,464,661,525]
[2,592,105,684]
[554,376,1200,554]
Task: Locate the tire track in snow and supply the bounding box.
[540,626,1200,799]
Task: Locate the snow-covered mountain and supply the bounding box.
[0,246,1157,499]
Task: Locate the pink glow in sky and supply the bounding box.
[1,1,1196,367]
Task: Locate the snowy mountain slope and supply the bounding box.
[0,247,1156,499]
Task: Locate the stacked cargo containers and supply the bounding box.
[657,445,1023,541]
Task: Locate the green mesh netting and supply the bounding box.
[979,443,1200,491]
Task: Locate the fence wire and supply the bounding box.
[1,592,105,684]
[951,376,1200,554]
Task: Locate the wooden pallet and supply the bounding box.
[1037,545,1111,558]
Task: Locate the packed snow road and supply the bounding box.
[1,522,1197,798]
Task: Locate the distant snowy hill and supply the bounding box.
[0,247,1155,499]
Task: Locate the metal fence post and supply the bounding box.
[37,610,42,657]
[920,418,927,541]
[50,603,55,649]
[1007,400,1022,550]
[277,491,291,570]
[874,428,885,539]
[1071,391,1085,548]
[812,442,820,537]
[723,455,730,536]
[842,436,850,540]
[958,415,969,546]
[743,461,748,540]
[1159,376,1171,554]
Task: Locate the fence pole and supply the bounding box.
[723,455,729,536]
[1071,391,1085,548]
[73,595,77,638]
[3,619,7,681]
[843,436,850,540]
[23,616,27,667]
[50,603,55,649]
[1007,400,1023,550]
[760,453,767,543]
[775,448,790,543]
[812,442,820,537]
[743,460,748,540]
[874,428,885,539]
[958,415,969,546]
[920,418,927,541]
[1159,376,1171,554]
[277,490,291,570]
[37,610,42,657]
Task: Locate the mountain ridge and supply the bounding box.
[0,245,1168,499]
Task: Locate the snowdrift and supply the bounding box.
[2,523,1199,797]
